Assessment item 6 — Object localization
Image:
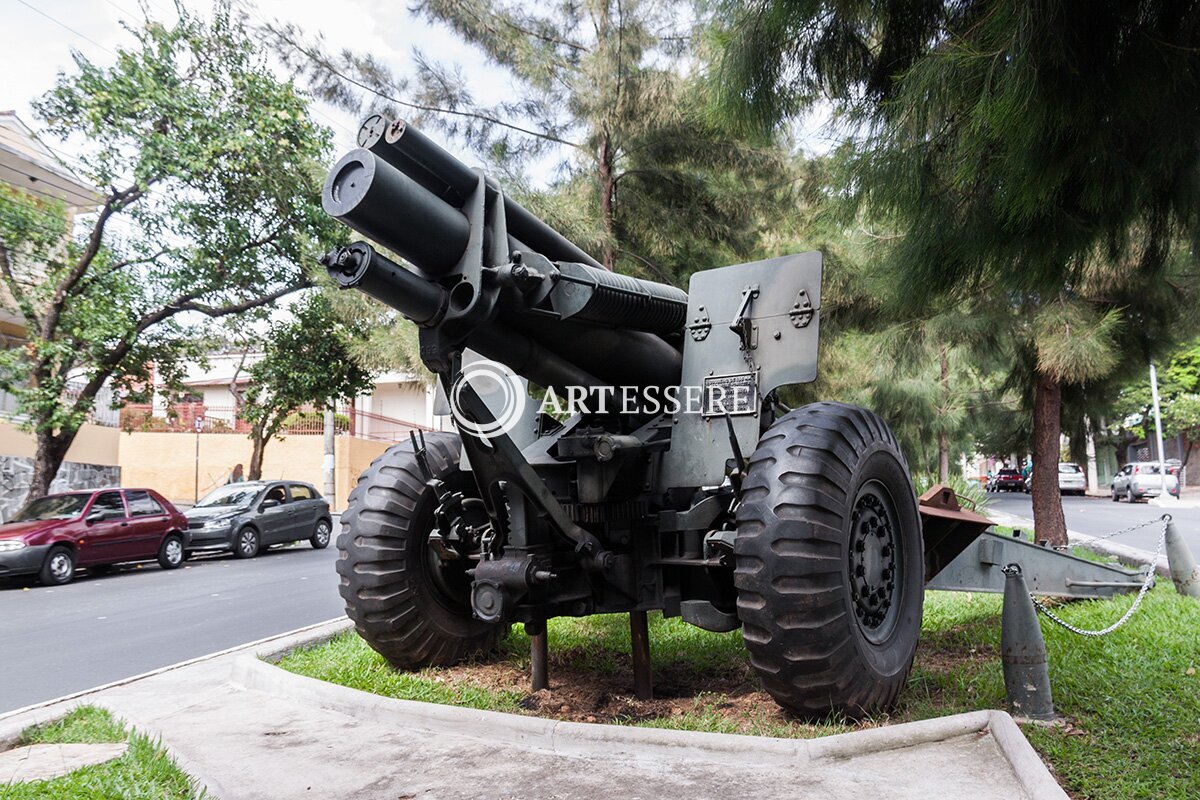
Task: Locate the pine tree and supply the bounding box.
[264,0,789,284]
[712,0,1200,544]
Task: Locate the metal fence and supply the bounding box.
[0,384,120,427]
[118,403,431,441]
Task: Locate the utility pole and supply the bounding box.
[323,406,336,508]
[194,414,204,505]
[1150,362,1168,494]
[1084,416,1099,494]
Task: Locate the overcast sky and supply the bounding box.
[1,0,520,172]
[3,0,835,183]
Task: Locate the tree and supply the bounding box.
[712,1,1200,544]
[0,4,338,504]
[1106,337,1200,469]
[264,0,789,284]
[232,296,373,480]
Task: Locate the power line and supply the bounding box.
[234,1,360,140]
[13,0,118,57]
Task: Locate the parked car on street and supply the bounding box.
[990,469,1025,492]
[1056,463,1087,495]
[0,488,188,585]
[185,481,332,558]
[1111,462,1180,502]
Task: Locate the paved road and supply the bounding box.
[986,492,1200,552]
[0,541,343,714]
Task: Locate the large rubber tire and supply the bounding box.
[734,402,924,719]
[337,432,504,668]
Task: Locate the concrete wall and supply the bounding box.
[0,456,120,523]
[117,432,389,511]
[0,419,120,465]
[334,435,391,509]
[0,418,392,512]
[0,421,122,520]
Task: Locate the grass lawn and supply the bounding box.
[0,706,203,799]
[279,586,1200,799]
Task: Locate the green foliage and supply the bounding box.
[280,410,352,433]
[283,587,1200,799]
[265,0,793,284]
[8,706,203,799]
[237,294,373,458]
[18,706,125,745]
[911,472,989,511]
[1032,302,1122,384]
[0,2,338,497]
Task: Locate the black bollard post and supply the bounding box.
[1001,564,1055,721]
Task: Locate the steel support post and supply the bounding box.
[526,620,549,691]
[629,610,653,701]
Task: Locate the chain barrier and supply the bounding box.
[1027,514,1170,637]
[1079,514,1167,543]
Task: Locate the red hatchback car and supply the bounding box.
[0,488,188,586]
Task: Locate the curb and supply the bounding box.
[233,655,1069,799]
[0,617,353,751]
[987,511,1169,577]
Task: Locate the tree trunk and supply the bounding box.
[1031,369,1068,547]
[937,346,950,483]
[248,427,267,481]
[24,428,78,507]
[597,133,617,270]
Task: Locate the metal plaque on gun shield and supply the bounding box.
[702,372,758,417]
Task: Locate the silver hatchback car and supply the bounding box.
[1057,463,1087,495]
[1111,462,1180,502]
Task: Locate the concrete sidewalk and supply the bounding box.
[0,620,1067,800]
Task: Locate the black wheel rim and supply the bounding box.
[848,479,904,644]
[419,474,477,614]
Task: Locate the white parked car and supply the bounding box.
[1057,463,1087,496]
[1111,462,1180,502]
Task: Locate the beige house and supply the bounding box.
[0,112,118,521]
[111,354,441,509]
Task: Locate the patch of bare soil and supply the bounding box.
[426,645,816,731]
[417,626,1001,734]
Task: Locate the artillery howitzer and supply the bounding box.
[317,115,1136,718]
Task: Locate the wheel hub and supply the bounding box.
[849,483,900,639]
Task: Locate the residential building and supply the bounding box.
[0,112,117,520]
